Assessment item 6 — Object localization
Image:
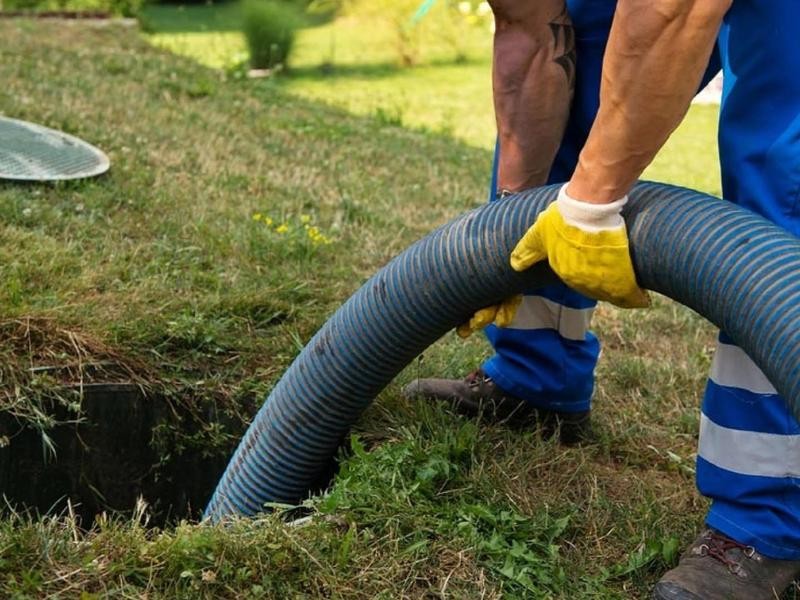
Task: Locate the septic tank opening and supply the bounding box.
[0,383,234,526]
[0,382,342,527]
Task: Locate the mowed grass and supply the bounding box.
[0,14,746,600]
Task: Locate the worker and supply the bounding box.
[405,1,800,597]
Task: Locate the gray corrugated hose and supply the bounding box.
[204,181,800,522]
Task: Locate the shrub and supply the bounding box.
[242,0,303,70]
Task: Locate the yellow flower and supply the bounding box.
[275,223,289,234]
[252,213,263,221]
[308,228,332,246]
[264,217,274,226]
[300,214,311,224]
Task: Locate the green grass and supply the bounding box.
[142,2,247,70]
[0,13,749,600]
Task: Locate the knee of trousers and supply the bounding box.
[698,337,800,504]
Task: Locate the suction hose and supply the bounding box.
[205,181,800,522]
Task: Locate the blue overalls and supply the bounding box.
[485,0,800,559]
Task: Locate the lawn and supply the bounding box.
[0,10,744,600]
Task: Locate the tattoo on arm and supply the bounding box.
[549,6,576,87]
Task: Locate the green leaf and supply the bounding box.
[402,539,429,555]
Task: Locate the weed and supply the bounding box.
[251,212,334,261]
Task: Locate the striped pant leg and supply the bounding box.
[696,0,800,560]
[698,334,800,560]
[483,287,598,412]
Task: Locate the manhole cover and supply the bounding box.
[0,116,110,181]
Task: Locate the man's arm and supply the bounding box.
[456,0,574,336]
[509,0,730,308]
[568,0,730,203]
[490,0,574,193]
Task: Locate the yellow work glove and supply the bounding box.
[510,184,650,308]
[456,294,522,338]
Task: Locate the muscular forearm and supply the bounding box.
[490,0,573,192]
[568,0,730,203]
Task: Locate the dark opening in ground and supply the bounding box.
[0,382,344,527]
[0,383,238,527]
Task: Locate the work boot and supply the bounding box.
[651,529,800,600]
[402,369,591,444]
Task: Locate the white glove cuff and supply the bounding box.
[556,183,627,232]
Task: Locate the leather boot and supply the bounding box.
[652,529,800,599]
[403,369,591,444]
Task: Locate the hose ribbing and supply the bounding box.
[205,181,800,521]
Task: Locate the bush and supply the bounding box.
[242,0,303,70]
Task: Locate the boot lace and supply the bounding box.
[696,530,756,577]
[465,369,491,388]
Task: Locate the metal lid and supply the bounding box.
[0,116,110,181]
